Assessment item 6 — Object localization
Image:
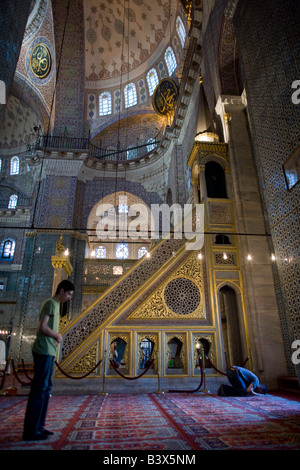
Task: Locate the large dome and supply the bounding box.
[83,0,188,153]
[84,0,178,88]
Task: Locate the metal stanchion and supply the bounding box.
[224,351,229,369]
[249,347,254,371]
[99,349,108,395]
[155,349,164,394]
[199,344,209,393]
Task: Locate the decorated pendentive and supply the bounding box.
[152,78,178,117]
[26,37,54,84]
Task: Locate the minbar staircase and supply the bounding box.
[54,229,202,392]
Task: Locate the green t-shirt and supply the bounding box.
[32,298,60,356]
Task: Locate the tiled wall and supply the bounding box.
[52,0,85,137]
[234,0,300,374]
[0,0,32,124]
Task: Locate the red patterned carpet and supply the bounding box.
[0,392,300,451]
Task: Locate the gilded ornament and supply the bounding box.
[30,43,51,79]
[223,112,232,122]
[129,252,206,319]
[68,344,98,375]
[152,79,178,117]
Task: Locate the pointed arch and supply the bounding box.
[205,160,227,198]
[217,282,248,368]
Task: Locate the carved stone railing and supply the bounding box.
[82,258,137,289]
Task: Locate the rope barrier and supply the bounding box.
[205,355,250,375]
[21,359,33,382]
[11,359,32,386]
[3,353,250,391]
[2,357,103,390]
[109,358,154,380]
[168,356,204,393]
[55,359,102,379]
[205,357,226,375]
[241,356,250,367]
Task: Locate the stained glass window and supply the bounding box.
[118,204,129,213]
[285,170,298,189]
[95,245,106,259]
[146,68,159,96]
[147,138,156,152]
[124,83,137,108]
[165,47,177,76]
[99,92,112,116]
[127,148,138,160]
[1,239,15,260]
[8,194,18,209]
[116,242,129,259]
[138,246,148,259]
[176,16,186,47]
[10,156,19,175]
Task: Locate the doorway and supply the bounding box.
[219,285,244,367]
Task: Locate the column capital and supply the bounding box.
[215,94,246,117]
[51,255,73,276]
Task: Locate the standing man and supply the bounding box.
[23,279,74,441]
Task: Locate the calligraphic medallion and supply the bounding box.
[152,79,178,117]
[30,43,51,79]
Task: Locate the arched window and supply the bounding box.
[124,83,137,108]
[147,138,156,152]
[118,204,129,213]
[10,156,19,175]
[0,239,15,261]
[166,188,172,205]
[146,68,159,96]
[8,194,18,209]
[165,47,177,76]
[127,147,138,160]
[138,246,148,259]
[285,169,298,189]
[116,242,129,259]
[176,16,186,47]
[205,161,227,198]
[215,234,231,245]
[99,92,112,116]
[95,245,106,259]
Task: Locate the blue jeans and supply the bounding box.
[23,353,55,436]
[218,368,248,396]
